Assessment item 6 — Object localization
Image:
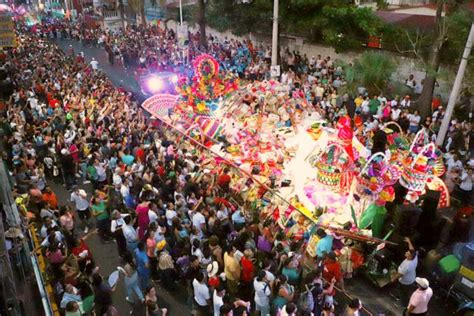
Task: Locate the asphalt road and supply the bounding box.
[51,37,459,316]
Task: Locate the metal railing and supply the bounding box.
[0,159,56,316]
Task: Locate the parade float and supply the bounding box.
[141,53,451,249]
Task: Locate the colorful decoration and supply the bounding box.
[314,142,352,191]
[425,176,450,208]
[177,54,239,115]
[356,153,400,196]
[400,143,444,192]
[141,93,178,118]
[336,116,355,161]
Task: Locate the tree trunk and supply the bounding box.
[197,0,207,49]
[118,0,126,30]
[140,0,146,27]
[417,0,445,119]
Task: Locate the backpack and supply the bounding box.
[298,284,315,313]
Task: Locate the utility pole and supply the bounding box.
[436,22,474,147]
[179,0,183,25]
[271,0,278,67]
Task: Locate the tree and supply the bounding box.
[352,51,396,95]
[118,0,126,29]
[206,0,385,52]
[197,0,207,49]
[417,0,447,118]
[128,0,146,26]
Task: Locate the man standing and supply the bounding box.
[193,272,210,316]
[70,188,91,233]
[406,278,433,316]
[392,237,418,307]
[135,241,150,290]
[224,245,241,296]
[254,270,271,316]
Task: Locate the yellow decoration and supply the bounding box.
[197,102,207,112]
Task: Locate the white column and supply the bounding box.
[271,0,278,67]
[179,0,183,25]
[436,23,474,147]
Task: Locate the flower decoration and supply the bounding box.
[177,54,239,115]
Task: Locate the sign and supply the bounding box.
[0,14,15,48]
[270,65,280,77]
[177,24,188,48]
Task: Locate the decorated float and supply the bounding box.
[141,54,451,251]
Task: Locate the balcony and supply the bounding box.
[103,9,120,19]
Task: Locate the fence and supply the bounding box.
[0,157,57,316]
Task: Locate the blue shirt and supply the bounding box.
[232,210,246,224]
[316,235,334,257]
[135,249,149,276]
[122,154,135,166]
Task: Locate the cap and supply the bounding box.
[206,261,219,277]
[415,277,429,289]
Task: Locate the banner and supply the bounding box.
[0,13,15,48]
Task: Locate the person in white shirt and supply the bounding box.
[407,278,433,315]
[254,271,271,316]
[408,111,421,134]
[391,106,401,121]
[192,207,206,238]
[213,285,226,316]
[447,154,463,172]
[112,167,123,187]
[165,203,177,226]
[400,95,411,108]
[392,237,418,307]
[123,216,139,252]
[193,272,210,314]
[70,188,91,233]
[458,168,473,203]
[90,58,99,70]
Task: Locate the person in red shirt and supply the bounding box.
[240,249,255,301]
[42,186,58,209]
[323,252,345,291]
[134,144,145,163]
[217,168,231,192]
[431,94,442,111]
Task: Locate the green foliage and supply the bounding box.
[352,51,396,94]
[440,10,473,65]
[205,0,385,51]
[206,0,273,36]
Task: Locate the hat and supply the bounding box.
[415,277,429,289]
[156,239,167,251]
[207,261,219,277]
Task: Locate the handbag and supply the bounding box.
[257,235,272,253]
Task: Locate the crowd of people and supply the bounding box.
[0,16,472,316]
